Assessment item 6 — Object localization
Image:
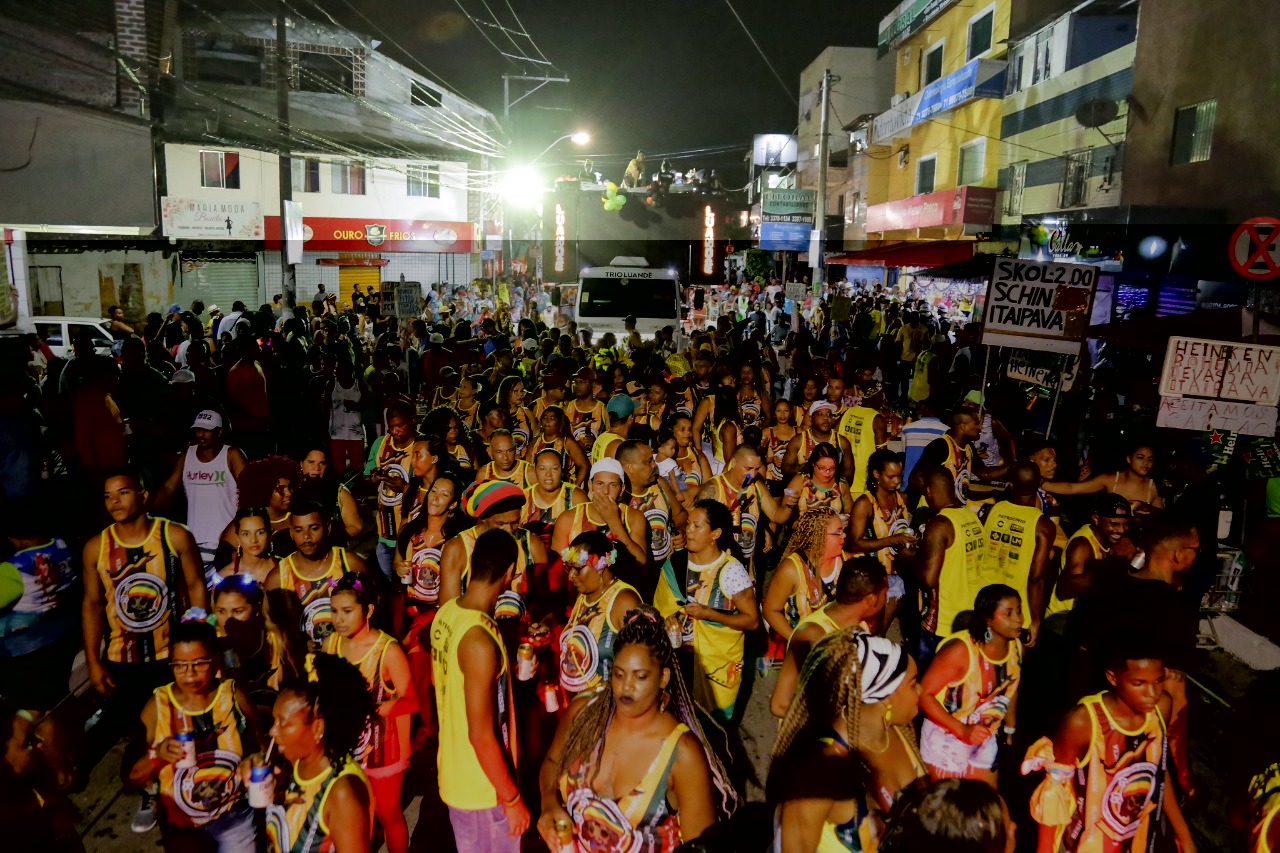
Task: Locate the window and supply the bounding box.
[923,42,944,86]
[1006,42,1026,94]
[410,81,443,108]
[332,160,366,194]
[407,163,440,198]
[1032,26,1054,85]
[189,38,265,87]
[1004,161,1027,216]
[916,155,937,195]
[1171,100,1217,164]
[291,158,320,193]
[200,150,240,189]
[1060,148,1092,207]
[967,7,995,61]
[298,52,354,94]
[958,139,985,185]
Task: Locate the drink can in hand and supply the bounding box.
[516,643,536,681]
[174,731,196,769]
[248,761,274,808]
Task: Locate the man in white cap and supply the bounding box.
[551,457,648,567]
[781,400,854,481]
[152,409,246,575]
[700,444,799,566]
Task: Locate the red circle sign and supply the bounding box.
[1230,217,1280,280]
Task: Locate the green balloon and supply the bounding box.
[614,194,627,207]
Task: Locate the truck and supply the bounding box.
[573,257,682,344]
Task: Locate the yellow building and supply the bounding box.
[866,0,1011,242]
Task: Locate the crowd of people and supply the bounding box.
[0,272,1276,853]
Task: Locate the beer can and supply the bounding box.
[555,817,575,853]
[666,620,682,649]
[174,731,196,769]
[516,643,536,681]
[543,682,560,713]
[248,762,274,808]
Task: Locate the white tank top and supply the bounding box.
[328,377,364,441]
[183,444,238,563]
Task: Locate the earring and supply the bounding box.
[660,689,670,713]
[983,627,993,643]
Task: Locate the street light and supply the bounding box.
[532,131,590,163]
[499,166,545,209]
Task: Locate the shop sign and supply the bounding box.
[1158,337,1280,405]
[980,259,1098,354]
[865,186,996,233]
[761,221,810,252]
[1156,397,1278,437]
[878,0,956,50]
[762,189,816,220]
[263,216,472,253]
[162,197,263,239]
[872,58,1006,143]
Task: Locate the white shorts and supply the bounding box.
[919,718,998,774]
[887,574,905,601]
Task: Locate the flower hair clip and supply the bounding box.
[328,577,362,591]
[560,545,617,571]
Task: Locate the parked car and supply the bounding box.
[30,316,114,358]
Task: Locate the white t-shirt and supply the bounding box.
[688,555,754,599]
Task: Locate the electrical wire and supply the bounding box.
[721,0,798,106]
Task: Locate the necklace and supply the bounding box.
[585,576,618,606]
[269,511,291,525]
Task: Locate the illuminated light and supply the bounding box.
[554,203,567,273]
[570,131,590,145]
[1138,235,1169,259]
[702,205,715,276]
[499,166,545,209]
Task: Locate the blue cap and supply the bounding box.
[606,393,637,420]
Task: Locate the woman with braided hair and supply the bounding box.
[215,454,303,566]
[536,606,738,852]
[253,652,375,853]
[770,629,925,853]
[762,507,845,666]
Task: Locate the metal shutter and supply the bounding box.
[179,258,260,314]
[339,266,381,305]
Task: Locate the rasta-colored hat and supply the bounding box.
[461,480,527,518]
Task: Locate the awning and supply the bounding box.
[827,240,974,268]
[909,252,997,280]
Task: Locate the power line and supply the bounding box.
[721,0,797,106]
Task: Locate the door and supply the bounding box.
[28,266,64,316]
[180,258,259,318]
[339,266,380,307]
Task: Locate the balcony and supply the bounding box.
[872,58,1007,144]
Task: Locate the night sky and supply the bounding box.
[346,0,900,180]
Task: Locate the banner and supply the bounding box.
[1007,351,1078,391]
[395,282,421,318]
[1156,397,1278,436]
[1158,336,1280,405]
[161,197,263,240]
[980,259,1098,354]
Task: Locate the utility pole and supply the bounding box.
[812,68,833,288]
[276,7,296,319]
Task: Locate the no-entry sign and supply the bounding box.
[1230,217,1280,281]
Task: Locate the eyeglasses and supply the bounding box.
[565,564,598,577]
[169,659,213,673]
[274,484,294,495]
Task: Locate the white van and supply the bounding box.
[574,257,681,344]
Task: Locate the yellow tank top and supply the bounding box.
[153,680,249,827]
[278,548,352,644]
[559,580,637,696]
[978,501,1044,627]
[591,431,623,465]
[265,756,371,853]
[1250,762,1280,853]
[932,633,1022,725]
[562,504,637,548]
[940,434,974,505]
[323,631,407,769]
[787,603,848,650]
[931,507,985,636]
[429,599,517,809]
[705,474,762,560]
[477,459,532,489]
[455,527,535,599]
[838,406,881,495]
[97,518,184,664]
[1045,526,1108,618]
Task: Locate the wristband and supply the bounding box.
[1003,726,1016,734]
[501,791,521,807]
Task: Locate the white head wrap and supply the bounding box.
[857,634,909,704]
[590,457,625,481]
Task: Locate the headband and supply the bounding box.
[590,458,625,480]
[809,400,838,416]
[461,480,526,518]
[857,634,909,704]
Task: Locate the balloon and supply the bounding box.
[614,194,627,208]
